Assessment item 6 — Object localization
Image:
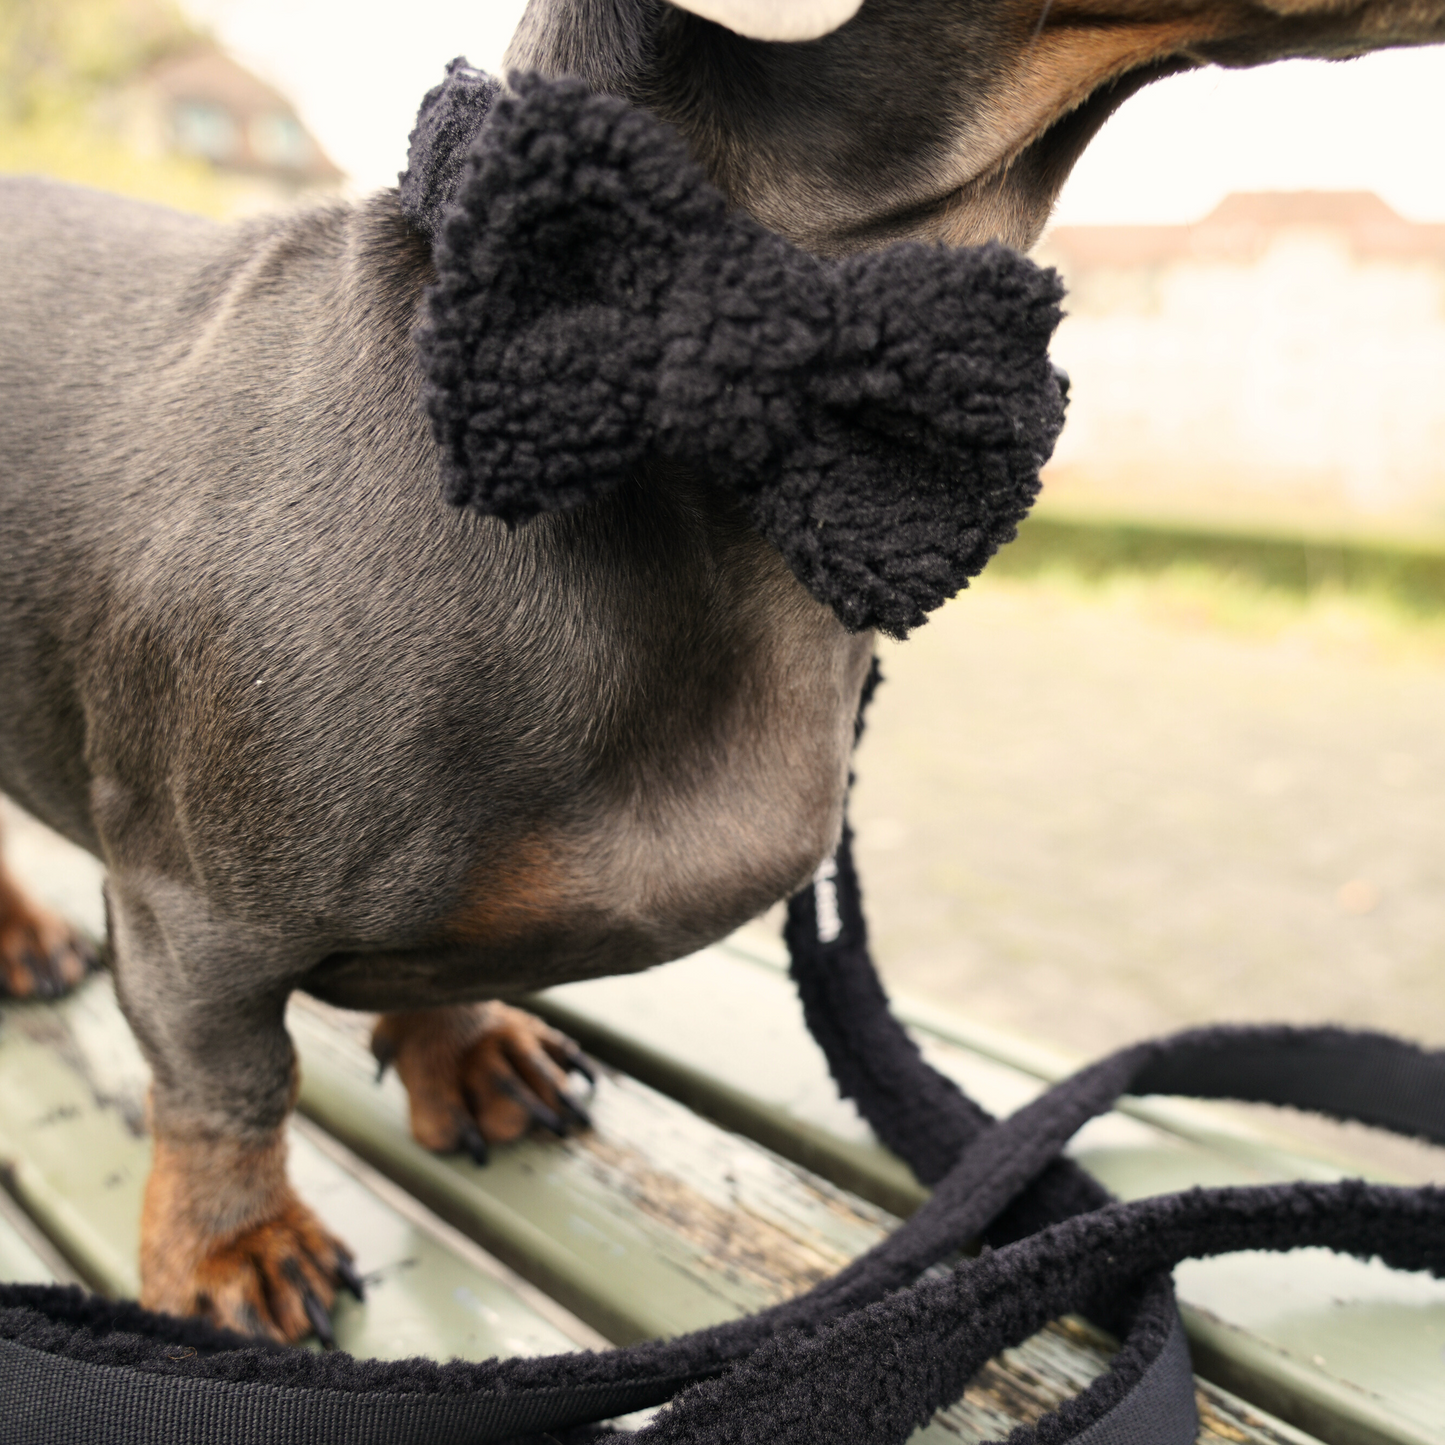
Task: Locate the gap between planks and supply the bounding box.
[291,1112,610,1352]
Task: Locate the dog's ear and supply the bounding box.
[662,0,862,41]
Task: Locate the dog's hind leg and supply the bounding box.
[106,874,360,1343]
[0,815,96,999]
[372,1005,594,1164]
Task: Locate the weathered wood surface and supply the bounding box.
[528,938,1445,1445]
[0,974,1315,1444]
[0,976,597,1362]
[288,996,1326,1445]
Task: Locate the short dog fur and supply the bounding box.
[1,0,1441,1344]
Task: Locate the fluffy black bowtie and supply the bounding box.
[403,64,1067,637]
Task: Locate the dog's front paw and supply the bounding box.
[373,1002,595,1163]
[0,875,96,1000]
[143,1189,364,1346]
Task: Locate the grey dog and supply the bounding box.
[1,0,1441,1344]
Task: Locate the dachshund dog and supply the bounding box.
[1,0,1442,1345]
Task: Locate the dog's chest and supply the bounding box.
[229,443,875,1003]
[324,481,873,994]
[291,510,873,1005]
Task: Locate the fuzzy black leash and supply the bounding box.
[4,66,1445,1445]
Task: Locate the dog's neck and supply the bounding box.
[505,0,1445,258]
[502,0,1157,256]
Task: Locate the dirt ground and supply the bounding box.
[846,571,1445,1060]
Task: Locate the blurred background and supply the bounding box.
[3,1,1443,1084]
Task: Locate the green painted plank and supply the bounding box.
[527,940,1445,1445]
[0,977,593,1362]
[0,1187,68,1286]
[0,998,146,1295]
[290,997,897,1348]
[1176,1263,1445,1445]
[289,997,1315,1445]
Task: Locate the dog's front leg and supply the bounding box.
[0,815,96,998]
[372,1005,594,1164]
[107,876,360,1343]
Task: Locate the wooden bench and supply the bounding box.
[0,826,1440,1445]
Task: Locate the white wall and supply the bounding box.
[1037,226,1445,533]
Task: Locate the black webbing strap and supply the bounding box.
[0,1344,677,1445]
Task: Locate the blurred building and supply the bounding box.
[1036,193,1445,536]
[115,42,343,209]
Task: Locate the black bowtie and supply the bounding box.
[405,66,1067,637]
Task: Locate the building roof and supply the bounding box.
[1041,192,1445,269]
[143,43,343,185]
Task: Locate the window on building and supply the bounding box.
[172,100,239,162]
[250,112,312,171]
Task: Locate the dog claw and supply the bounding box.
[457,1117,490,1165]
[27,957,59,999]
[283,1256,336,1348]
[502,1080,567,1137]
[558,1090,592,1131]
[372,1033,397,1083]
[302,1289,335,1349]
[563,1050,597,1091]
[336,1253,366,1302]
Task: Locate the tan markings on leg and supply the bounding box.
[141,1131,353,1343]
[373,1003,592,1153]
[0,856,96,999]
[371,1007,486,1151]
[436,835,570,947]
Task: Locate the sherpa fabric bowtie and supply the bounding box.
[402,63,1067,637]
